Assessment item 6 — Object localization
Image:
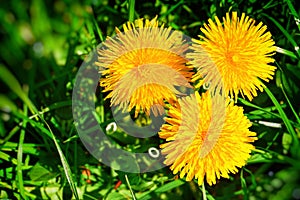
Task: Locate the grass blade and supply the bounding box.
[276,46,298,59]
[262,14,300,58]
[263,85,300,158]
[285,0,300,32]
[127,0,135,22]
[155,179,185,193]
[279,84,300,124]
[125,174,137,200]
[0,64,79,199]
[0,65,38,115]
[159,0,184,18]
[92,17,104,42]
[0,151,18,165]
[41,118,80,200]
[16,105,28,200]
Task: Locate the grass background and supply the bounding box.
[0,0,300,199]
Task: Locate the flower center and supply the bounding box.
[232,55,239,62]
[225,51,239,65]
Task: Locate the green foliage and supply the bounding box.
[0,0,300,199]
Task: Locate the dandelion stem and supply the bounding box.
[202,183,207,200]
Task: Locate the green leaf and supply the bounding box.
[28,163,59,182]
[40,184,63,200]
[106,189,131,200]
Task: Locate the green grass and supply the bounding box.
[0,0,300,199]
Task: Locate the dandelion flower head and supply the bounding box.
[97,17,193,117]
[159,91,257,185]
[188,12,276,100]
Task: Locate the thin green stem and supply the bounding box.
[253,148,300,167]
[202,183,207,200]
[125,174,137,200]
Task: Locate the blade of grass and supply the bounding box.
[0,126,20,144]
[0,181,37,199]
[12,112,80,200]
[159,0,184,18]
[285,0,300,32]
[264,86,297,137]
[86,20,97,46]
[266,131,281,149]
[0,65,38,115]
[263,0,279,9]
[0,65,79,199]
[0,94,17,112]
[12,112,53,139]
[243,168,257,189]
[1,142,40,155]
[25,100,72,120]
[73,139,78,185]
[127,0,135,22]
[276,46,298,59]
[238,98,281,118]
[125,174,137,200]
[263,85,300,158]
[250,148,298,166]
[240,169,248,200]
[238,98,299,127]
[92,17,104,42]
[279,84,300,124]
[262,14,300,58]
[16,105,28,200]
[138,179,185,200]
[0,151,18,165]
[155,179,185,193]
[42,117,80,200]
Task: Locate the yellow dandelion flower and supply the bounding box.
[188,12,276,100]
[159,91,257,186]
[97,17,193,117]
